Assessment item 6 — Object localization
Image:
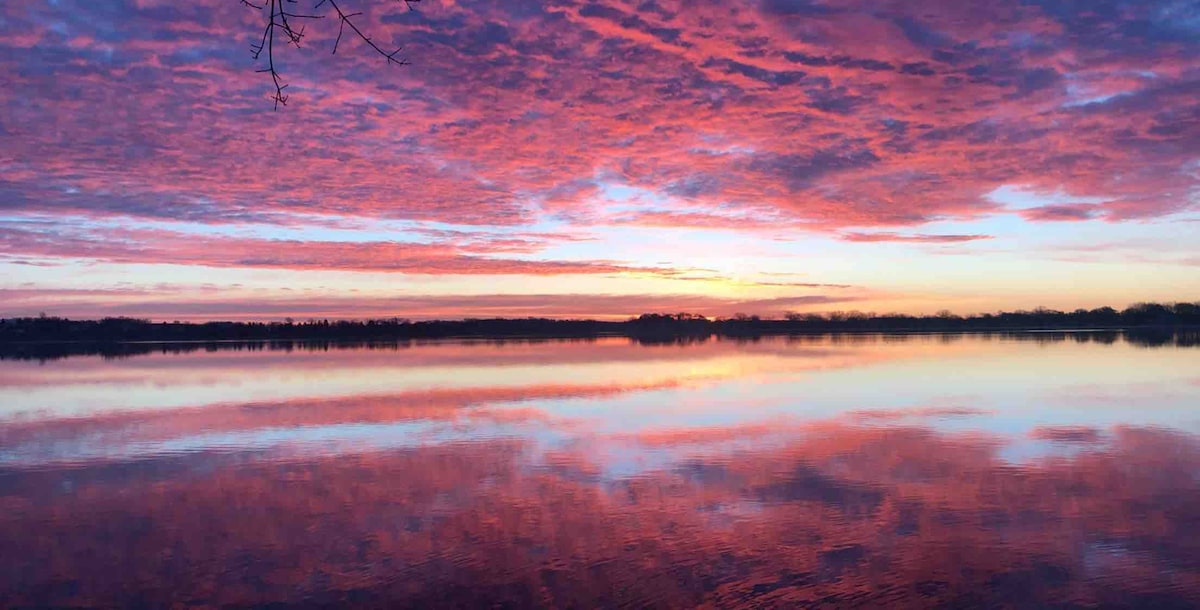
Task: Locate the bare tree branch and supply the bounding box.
[243,0,419,109]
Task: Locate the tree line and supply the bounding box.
[1,302,1197,346]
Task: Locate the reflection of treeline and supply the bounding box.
[0,302,1197,360]
[1,331,1196,362]
[0,338,609,361]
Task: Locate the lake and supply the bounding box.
[2,332,1199,607]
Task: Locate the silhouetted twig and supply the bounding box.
[243,0,419,109]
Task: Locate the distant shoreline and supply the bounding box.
[2,311,1197,360]
[3,303,1198,343]
[2,324,1196,344]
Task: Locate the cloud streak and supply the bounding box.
[0,222,650,275]
[839,232,993,243]
[0,288,861,321]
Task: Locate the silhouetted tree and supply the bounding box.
[2,302,1198,354]
[243,0,419,108]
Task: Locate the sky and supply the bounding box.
[1,0,1198,321]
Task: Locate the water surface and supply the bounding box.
[2,333,1199,607]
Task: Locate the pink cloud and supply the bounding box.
[0,223,648,275]
[839,232,993,243]
[1018,204,1103,222]
[0,0,1195,239]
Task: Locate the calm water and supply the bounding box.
[2,333,1199,608]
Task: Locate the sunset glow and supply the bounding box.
[2,0,1198,318]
